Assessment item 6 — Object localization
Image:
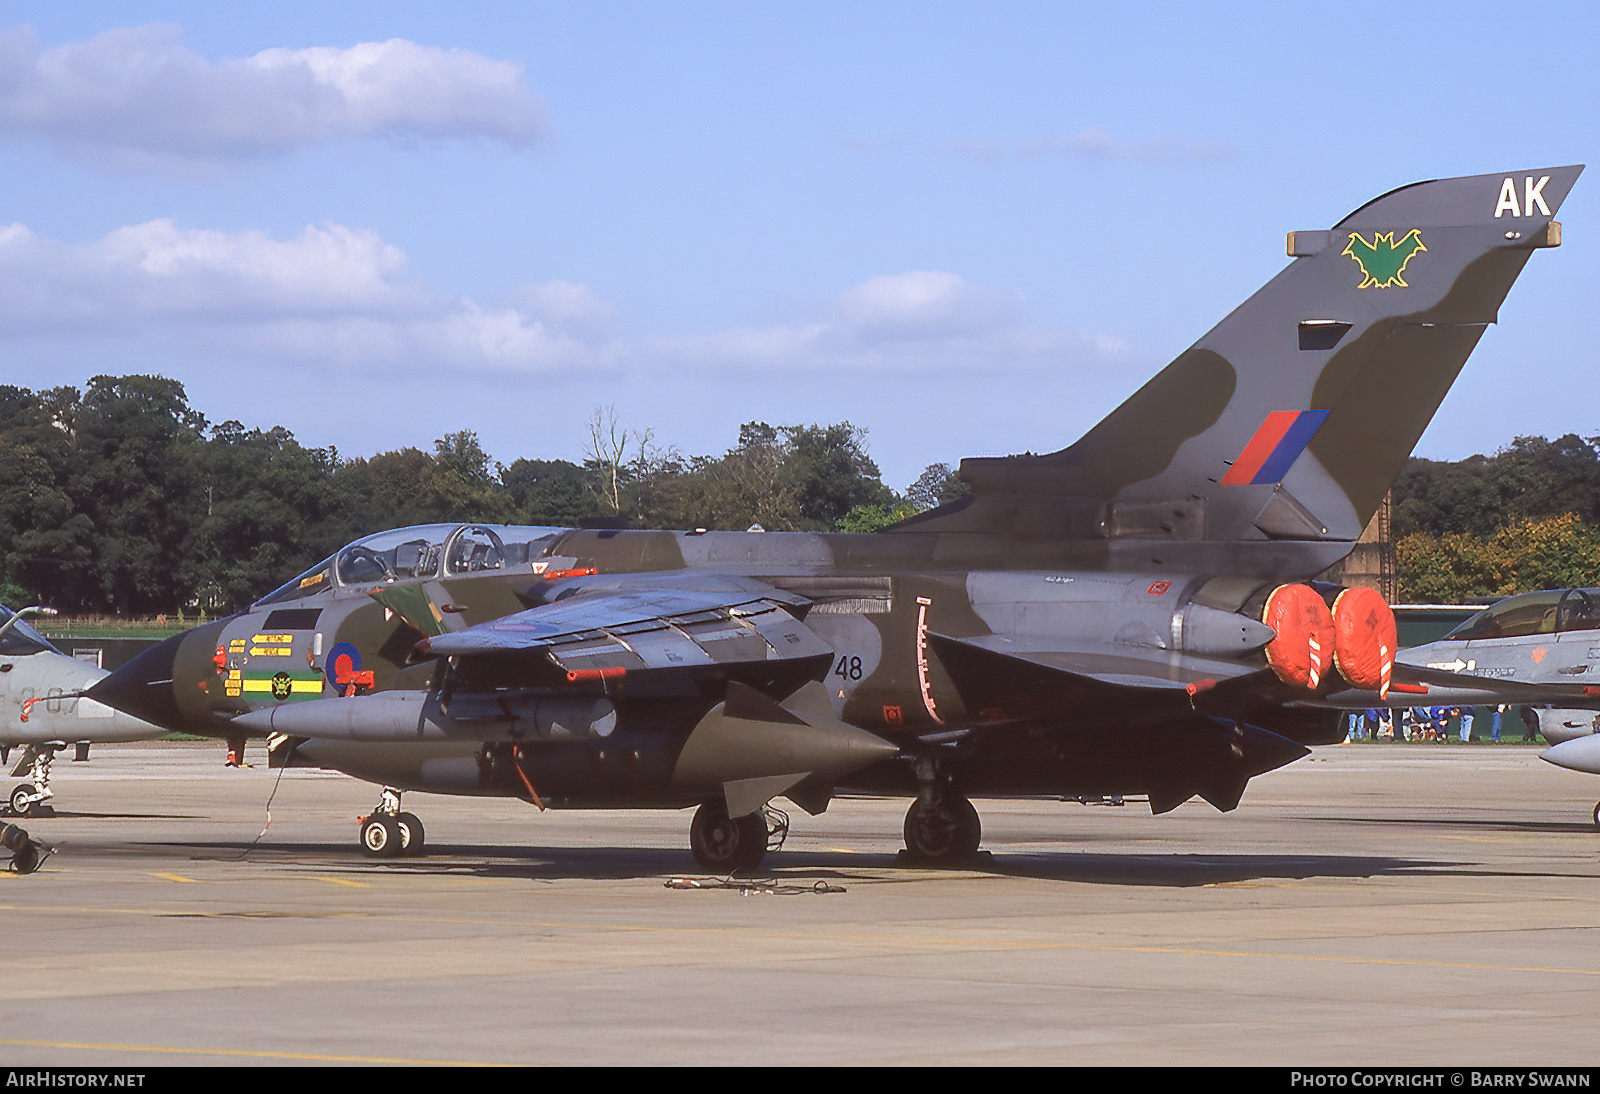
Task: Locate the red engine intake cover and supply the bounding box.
[1262,583,1335,691]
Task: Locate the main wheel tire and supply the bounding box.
[8,785,34,818]
[690,803,768,872]
[360,815,403,857]
[394,812,425,856]
[1592,801,1600,830]
[903,795,982,865]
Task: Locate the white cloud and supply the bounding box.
[0,25,543,159]
[0,219,608,375]
[511,280,618,339]
[837,271,1018,336]
[647,271,1120,375]
[0,222,1127,381]
[0,219,418,327]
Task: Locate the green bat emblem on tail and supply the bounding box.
[1342,229,1426,288]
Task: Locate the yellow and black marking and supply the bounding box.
[250,633,295,658]
[239,669,323,702]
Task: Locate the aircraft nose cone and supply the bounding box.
[84,632,186,732]
[86,619,228,734]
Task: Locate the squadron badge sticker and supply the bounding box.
[1342,229,1426,288]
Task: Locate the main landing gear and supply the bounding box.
[358,786,426,858]
[689,800,788,873]
[6,745,58,818]
[901,757,981,865]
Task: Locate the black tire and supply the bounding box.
[1592,801,1599,830]
[689,803,767,872]
[360,815,402,857]
[903,795,982,864]
[8,785,34,819]
[395,812,425,856]
[9,842,38,874]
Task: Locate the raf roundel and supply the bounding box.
[326,642,364,687]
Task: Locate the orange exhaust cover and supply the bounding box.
[1332,585,1397,698]
[1262,584,1335,690]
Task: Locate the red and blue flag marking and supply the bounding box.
[1221,409,1331,486]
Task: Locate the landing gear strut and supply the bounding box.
[358,786,426,858]
[901,756,981,865]
[6,746,57,818]
[688,801,785,872]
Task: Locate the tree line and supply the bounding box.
[0,376,964,615]
[1392,434,1600,602]
[4,374,1590,615]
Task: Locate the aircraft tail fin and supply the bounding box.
[899,166,1582,576]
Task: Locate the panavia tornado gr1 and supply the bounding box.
[89,166,1582,869]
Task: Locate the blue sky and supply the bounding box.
[1,3,1594,488]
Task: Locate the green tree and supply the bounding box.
[71,376,207,614]
[501,458,594,526]
[1398,514,1600,602]
[905,462,969,511]
[786,422,896,529]
[0,389,95,609]
[182,422,344,611]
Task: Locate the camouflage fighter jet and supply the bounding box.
[89,166,1583,869]
[0,605,166,817]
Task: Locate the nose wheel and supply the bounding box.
[6,746,57,817]
[358,787,426,857]
[8,783,38,818]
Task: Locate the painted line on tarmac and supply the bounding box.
[2,902,1595,981]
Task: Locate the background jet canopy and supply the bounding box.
[1442,588,1600,641]
[0,607,58,657]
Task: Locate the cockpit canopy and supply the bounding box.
[254,523,565,607]
[0,606,60,657]
[1442,588,1600,642]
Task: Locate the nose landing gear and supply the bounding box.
[6,745,58,817]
